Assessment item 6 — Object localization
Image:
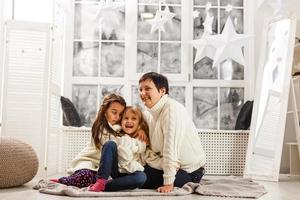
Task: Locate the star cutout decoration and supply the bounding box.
[96,0,123,37]
[225,4,233,13]
[159,6,176,27]
[147,10,167,33]
[204,17,252,67]
[203,13,214,34]
[205,2,212,11]
[147,6,176,34]
[192,32,216,64]
[192,10,200,19]
[192,13,215,64]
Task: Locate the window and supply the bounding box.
[65,0,251,129]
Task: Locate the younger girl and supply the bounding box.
[88,106,149,192]
[52,93,147,191]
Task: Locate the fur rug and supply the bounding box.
[33,176,267,198]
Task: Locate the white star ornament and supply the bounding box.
[147,10,167,33]
[204,17,252,67]
[203,13,214,34]
[192,34,216,64]
[160,6,176,27]
[147,7,176,34]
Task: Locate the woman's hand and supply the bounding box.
[157,184,174,193]
[135,130,150,145]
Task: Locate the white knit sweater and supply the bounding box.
[67,125,146,174]
[143,95,206,185]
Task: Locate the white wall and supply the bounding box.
[0,0,53,135]
[14,0,53,23]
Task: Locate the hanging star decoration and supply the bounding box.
[257,0,300,18]
[193,31,216,64]
[204,17,252,67]
[192,10,200,19]
[203,12,214,34]
[96,0,123,37]
[147,6,176,33]
[192,12,215,64]
[205,2,212,11]
[225,4,233,13]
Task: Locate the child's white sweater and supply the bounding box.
[143,95,206,185]
[67,125,146,174]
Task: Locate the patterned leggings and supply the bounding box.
[59,169,97,188]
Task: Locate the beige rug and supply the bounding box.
[33,176,267,198]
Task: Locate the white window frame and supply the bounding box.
[63,0,254,130]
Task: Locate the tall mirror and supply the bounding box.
[244,17,297,181]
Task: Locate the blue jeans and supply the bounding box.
[97,141,146,191]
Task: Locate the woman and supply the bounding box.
[139,72,206,193]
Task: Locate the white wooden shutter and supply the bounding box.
[2,20,51,177]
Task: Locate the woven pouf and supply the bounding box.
[0,137,39,188]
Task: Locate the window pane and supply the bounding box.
[138,5,159,40]
[74,3,99,40]
[193,8,218,39]
[220,87,244,130]
[220,8,243,33]
[99,85,124,102]
[220,0,243,7]
[100,5,125,40]
[131,85,145,110]
[137,42,158,73]
[169,86,185,106]
[72,85,98,126]
[138,0,159,3]
[160,43,181,74]
[100,42,124,77]
[193,87,218,129]
[194,0,218,6]
[165,0,181,4]
[161,6,181,41]
[220,60,244,80]
[193,57,217,79]
[73,41,99,77]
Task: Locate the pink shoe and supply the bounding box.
[88,179,106,192]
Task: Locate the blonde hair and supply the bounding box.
[122,106,149,139]
[91,93,126,149]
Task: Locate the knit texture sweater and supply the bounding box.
[143,95,206,185]
[67,125,146,174]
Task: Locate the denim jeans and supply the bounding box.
[97,141,146,191]
[142,164,205,189]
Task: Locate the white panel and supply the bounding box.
[2,20,51,177]
[59,127,248,175]
[46,94,61,175]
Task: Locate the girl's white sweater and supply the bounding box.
[67,125,146,174]
[143,95,206,185]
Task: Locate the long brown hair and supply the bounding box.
[122,106,149,140]
[92,93,126,149]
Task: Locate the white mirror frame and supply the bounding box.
[244,16,297,181]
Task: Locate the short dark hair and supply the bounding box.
[139,72,169,94]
